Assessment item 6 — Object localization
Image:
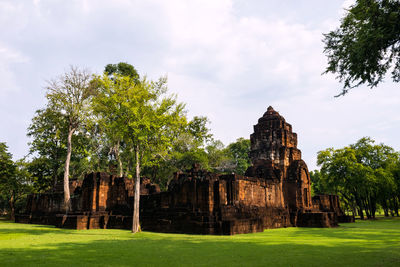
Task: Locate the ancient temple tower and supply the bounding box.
[249,106,302,170]
[246,106,312,210]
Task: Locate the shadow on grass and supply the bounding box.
[0,226,74,236]
[0,216,11,222]
[0,220,74,236]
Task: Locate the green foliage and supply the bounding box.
[0,142,16,186]
[310,170,326,196]
[140,118,212,189]
[187,116,212,146]
[93,73,186,169]
[105,62,139,83]
[316,137,400,218]
[26,157,55,192]
[206,139,228,172]
[323,0,400,95]
[141,136,251,189]
[81,124,113,174]
[224,138,251,175]
[0,143,32,218]
[27,107,97,191]
[27,108,66,190]
[2,218,400,266]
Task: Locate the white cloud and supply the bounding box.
[0,43,29,97]
[342,0,356,10]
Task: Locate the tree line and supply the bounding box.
[0,62,251,230]
[311,137,400,219]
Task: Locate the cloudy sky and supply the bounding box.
[0,0,399,170]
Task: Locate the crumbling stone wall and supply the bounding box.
[140,168,290,235]
[312,195,354,223]
[16,172,160,229]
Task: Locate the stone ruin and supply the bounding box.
[16,106,353,234]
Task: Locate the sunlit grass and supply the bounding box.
[1,217,400,266]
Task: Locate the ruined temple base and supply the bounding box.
[15,213,58,226]
[294,211,338,228]
[140,207,291,235]
[55,213,133,230]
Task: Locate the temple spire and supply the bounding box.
[263,106,279,117]
[250,106,299,166]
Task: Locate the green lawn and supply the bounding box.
[1,217,400,266]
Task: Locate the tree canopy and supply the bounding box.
[92,73,186,233]
[323,0,400,96]
[105,62,139,83]
[315,137,400,219]
[45,66,94,211]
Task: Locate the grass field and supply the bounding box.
[1,217,400,266]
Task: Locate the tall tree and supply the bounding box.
[93,74,186,233]
[0,143,32,220]
[27,108,67,190]
[323,0,400,96]
[45,66,94,212]
[100,62,141,176]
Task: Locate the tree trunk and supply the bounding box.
[389,198,396,217]
[9,192,15,221]
[115,141,123,177]
[132,146,141,233]
[63,126,75,213]
[384,208,389,217]
[365,209,371,219]
[383,200,389,216]
[355,194,364,220]
[358,208,364,220]
[394,197,399,217]
[369,195,376,219]
[116,147,124,177]
[118,158,123,177]
[52,170,58,191]
[125,147,133,177]
[363,198,371,219]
